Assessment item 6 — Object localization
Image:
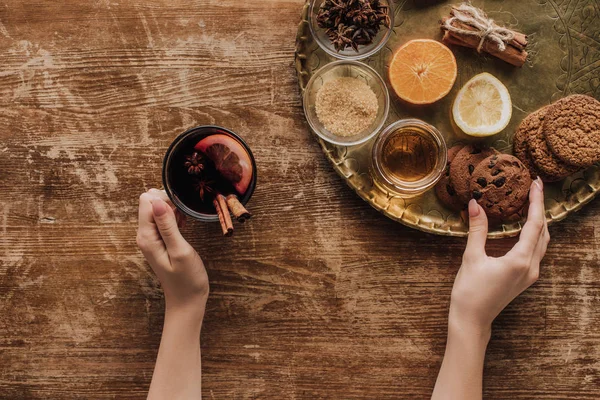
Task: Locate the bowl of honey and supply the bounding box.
[371,119,447,197]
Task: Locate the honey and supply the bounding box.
[380,127,439,182]
[371,119,447,197]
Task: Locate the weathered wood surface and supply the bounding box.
[0,1,598,399]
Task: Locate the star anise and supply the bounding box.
[184,152,206,175]
[195,178,216,202]
[327,24,355,52]
[317,0,390,52]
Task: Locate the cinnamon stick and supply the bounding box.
[442,15,527,51]
[440,12,528,67]
[226,194,252,223]
[442,30,527,67]
[213,195,233,236]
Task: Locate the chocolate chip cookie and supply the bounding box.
[435,144,466,211]
[469,154,532,219]
[449,144,498,204]
[544,94,600,168]
[447,144,464,164]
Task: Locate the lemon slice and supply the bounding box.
[452,73,512,137]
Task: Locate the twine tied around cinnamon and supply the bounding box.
[442,3,515,53]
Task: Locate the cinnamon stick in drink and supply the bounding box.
[213,195,233,236]
[226,194,252,223]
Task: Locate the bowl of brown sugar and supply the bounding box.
[303,60,389,146]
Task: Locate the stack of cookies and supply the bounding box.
[513,94,600,182]
[435,144,532,220]
[435,94,600,221]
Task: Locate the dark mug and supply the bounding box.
[162,125,257,222]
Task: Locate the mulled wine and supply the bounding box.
[163,126,256,234]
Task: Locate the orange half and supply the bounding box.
[389,39,457,105]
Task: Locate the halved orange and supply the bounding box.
[389,39,457,105]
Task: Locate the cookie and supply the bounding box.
[435,144,466,211]
[503,206,527,223]
[469,154,532,219]
[489,205,527,225]
[449,144,498,204]
[544,94,600,167]
[447,144,464,164]
[513,109,545,180]
[525,107,580,180]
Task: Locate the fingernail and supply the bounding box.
[151,199,168,217]
[468,199,480,217]
[534,177,543,192]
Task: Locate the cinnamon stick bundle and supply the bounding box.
[440,4,528,67]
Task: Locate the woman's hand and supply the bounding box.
[450,178,549,337]
[432,178,550,400]
[138,188,208,399]
[137,188,209,319]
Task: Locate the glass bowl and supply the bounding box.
[308,0,394,61]
[303,60,390,146]
[162,125,257,222]
[371,119,447,197]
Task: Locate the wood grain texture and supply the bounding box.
[0,0,599,399]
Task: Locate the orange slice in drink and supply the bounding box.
[195,134,253,195]
[388,39,457,105]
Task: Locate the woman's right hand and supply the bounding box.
[449,178,550,337]
[137,189,209,320]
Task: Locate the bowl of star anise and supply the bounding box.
[162,126,257,236]
[309,0,394,60]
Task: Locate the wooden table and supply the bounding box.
[1,1,599,398]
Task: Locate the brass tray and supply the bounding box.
[294,0,600,238]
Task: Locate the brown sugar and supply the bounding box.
[315,77,378,137]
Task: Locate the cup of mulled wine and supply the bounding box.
[162,126,257,224]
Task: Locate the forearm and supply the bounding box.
[431,320,490,400]
[147,305,205,400]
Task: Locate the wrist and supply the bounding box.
[448,316,492,346]
[165,296,207,330]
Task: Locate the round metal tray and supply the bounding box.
[294,0,600,238]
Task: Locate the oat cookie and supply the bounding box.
[544,94,600,168]
[469,154,532,219]
[435,144,466,211]
[513,109,546,180]
[523,107,580,181]
[449,144,498,204]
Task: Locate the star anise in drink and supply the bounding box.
[184,152,206,175]
[195,177,216,201]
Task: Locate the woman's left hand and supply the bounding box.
[136,188,209,320]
